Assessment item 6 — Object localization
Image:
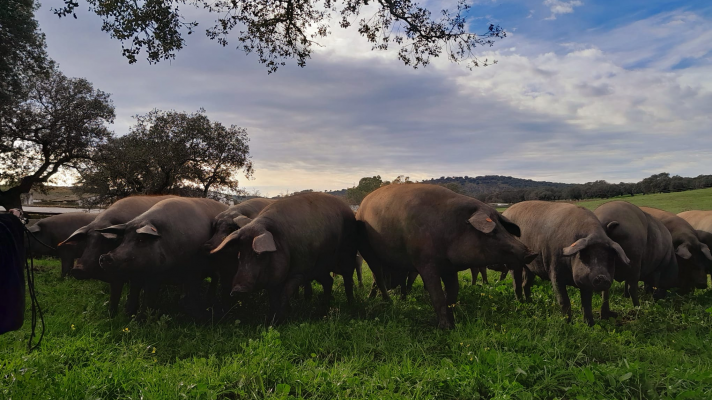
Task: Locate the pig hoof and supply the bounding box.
[601,311,618,320]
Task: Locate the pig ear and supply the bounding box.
[676,243,692,260]
[498,214,521,237]
[700,244,712,261]
[253,231,277,254]
[562,237,589,256]
[100,232,119,240]
[606,221,619,231]
[58,225,90,247]
[28,224,41,233]
[136,224,160,236]
[233,216,252,228]
[468,211,496,234]
[210,231,241,255]
[96,224,127,235]
[611,241,630,266]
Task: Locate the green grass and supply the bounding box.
[575,187,712,213]
[3,258,712,399]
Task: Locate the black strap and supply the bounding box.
[23,226,46,352]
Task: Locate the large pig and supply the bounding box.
[678,210,712,233]
[203,198,275,304]
[26,212,98,277]
[210,192,358,324]
[640,207,711,292]
[97,197,227,317]
[57,195,176,316]
[503,201,629,326]
[594,201,678,306]
[356,184,536,329]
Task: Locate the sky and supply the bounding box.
[35,0,712,197]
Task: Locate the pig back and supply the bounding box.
[678,210,712,233]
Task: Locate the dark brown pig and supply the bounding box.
[594,201,678,306]
[57,195,176,316]
[26,212,98,277]
[640,207,711,292]
[503,201,629,326]
[356,184,537,329]
[210,192,358,324]
[203,198,274,304]
[97,197,227,318]
[203,198,275,251]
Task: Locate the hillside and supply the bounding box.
[575,187,712,213]
[422,175,572,196]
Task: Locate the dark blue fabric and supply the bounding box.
[0,214,25,334]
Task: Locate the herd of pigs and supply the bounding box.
[26,184,712,329]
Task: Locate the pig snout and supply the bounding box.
[70,263,91,280]
[230,284,253,295]
[99,254,114,270]
[592,274,612,290]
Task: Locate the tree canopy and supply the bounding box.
[0,68,115,210]
[0,0,51,110]
[53,0,505,72]
[76,109,254,206]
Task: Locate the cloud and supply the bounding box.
[543,0,583,20]
[32,6,712,193]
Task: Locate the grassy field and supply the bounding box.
[3,189,712,399]
[575,187,712,213]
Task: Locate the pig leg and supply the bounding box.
[442,271,459,324]
[420,267,453,329]
[550,273,572,322]
[511,265,524,302]
[268,278,302,325]
[627,278,640,307]
[108,280,125,318]
[522,268,535,302]
[60,255,73,278]
[355,259,363,288]
[499,270,509,282]
[623,283,630,298]
[315,273,334,308]
[267,285,284,325]
[342,272,355,304]
[470,267,478,285]
[579,288,595,327]
[370,263,391,301]
[479,266,489,285]
[183,279,209,321]
[405,271,418,295]
[124,280,142,317]
[600,289,617,320]
[142,280,161,315]
[303,281,313,301]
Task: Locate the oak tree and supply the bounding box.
[76,109,253,205]
[0,68,115,210]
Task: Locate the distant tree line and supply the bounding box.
[340,173,712,206]
[471,173,712,204]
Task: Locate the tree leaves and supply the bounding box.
[53,0,505,72]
